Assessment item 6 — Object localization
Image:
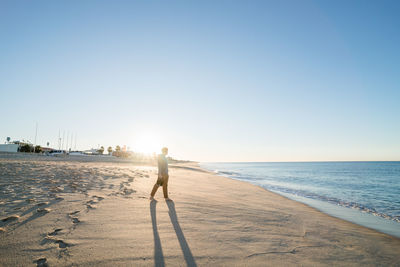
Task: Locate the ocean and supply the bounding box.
[200,162,400,238]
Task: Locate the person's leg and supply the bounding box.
[150,184,159,198]
[162,175,169,199]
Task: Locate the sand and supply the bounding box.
[0,154,399,266]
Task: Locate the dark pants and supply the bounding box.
[151,174,169,198]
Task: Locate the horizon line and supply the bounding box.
[199,160,400,163]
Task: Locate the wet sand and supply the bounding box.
[0,154,399,266]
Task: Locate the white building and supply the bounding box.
[83,148,101,155]
[0,144,19,153]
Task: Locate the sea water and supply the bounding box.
[200,162,400,238]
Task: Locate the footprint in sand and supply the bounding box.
[67,211,81,224]
[122,188,135,195]
[0,227,6,233]
[44,236,71,248]
[37,202,49,207]
[86,200,96,205]
[86,204,96,209]
[48,229,62,236]
[37,208,51,214]
[92,195,104,201]
[1,215,20,223]
[34,257,48,267]
[55,240,69,248]
[50,186,63,193]
[85,196,104,209]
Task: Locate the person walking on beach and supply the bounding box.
[150,147,170,200]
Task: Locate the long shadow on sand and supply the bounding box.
[150,200,165,267]
[167,200,197,267]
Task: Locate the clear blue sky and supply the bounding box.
[1,0,399,161]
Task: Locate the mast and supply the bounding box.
[74,133,77,150]
[66,131,69,152]
[70,133,73,151]
[34,122,38,153]
[58,129,61,150]
[62,130,65,151]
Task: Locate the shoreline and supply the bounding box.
[198,164,400,239]
[274,190,400,238]
[1,157,399,266]
[206,171,400,239]
[199,162,400,239]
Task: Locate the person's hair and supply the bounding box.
[161,147,168,153]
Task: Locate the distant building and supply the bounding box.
[40,147,53,152]
[0,144,19,153]
[83,148,101,155]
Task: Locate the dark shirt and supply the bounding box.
[158,154,168,176]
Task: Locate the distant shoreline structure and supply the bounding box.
[0,137,191,162]
[0,148,194,165]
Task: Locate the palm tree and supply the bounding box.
[98,146,105,154]
[115,145,121,152]
[107,146,112,155]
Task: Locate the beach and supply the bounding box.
[1,154,399,266]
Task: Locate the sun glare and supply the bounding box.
[132,132,163,154]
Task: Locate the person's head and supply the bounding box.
[161,147,168,155]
